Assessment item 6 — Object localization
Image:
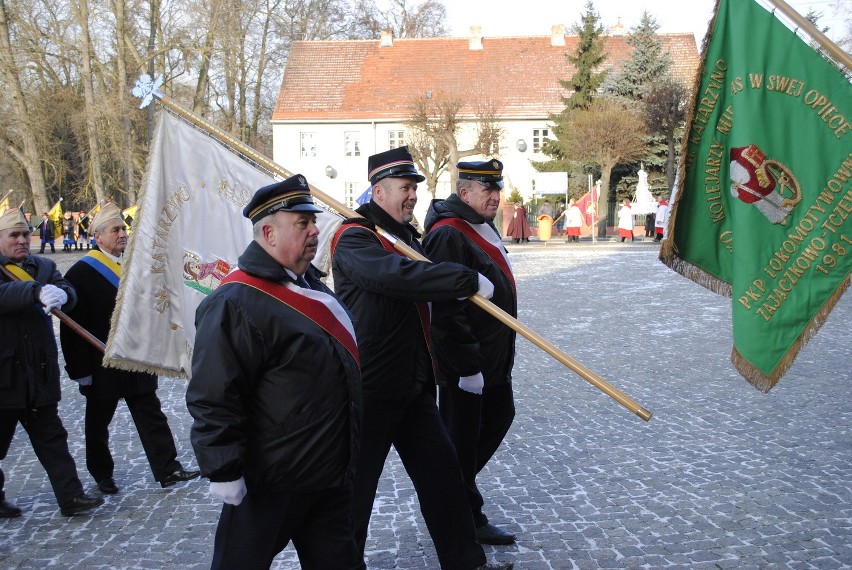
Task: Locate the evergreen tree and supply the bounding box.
[604,11,671,100]
[562,1,608,111]
[534,0,607,174]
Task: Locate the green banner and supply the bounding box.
[661,0,852,391]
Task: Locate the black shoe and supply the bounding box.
[475,522,516,545]
[60,493,104,516]
[472,563,514,570]
[97,478,119,495]
[0,498,22,518]
[160,468,200,488]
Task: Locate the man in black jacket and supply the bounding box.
[187,175,364,570]
[332,147,512,570]
[0,208,103,518]
[422,160,518,546]
[60,203,199,495]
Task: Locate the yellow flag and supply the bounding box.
[122,204,138,227]
[0,197,9,216]
[47,199,63,237]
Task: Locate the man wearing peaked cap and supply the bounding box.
[423,158,519,546]
[367,146,426,185]
[331,148,513,570]
[61,202,200,498]
[457,159,505,190]
[188,173,364,569]
[243,174,323,222]
[0,206,106,518]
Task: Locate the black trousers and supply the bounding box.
[211,484,364,570]
[352,388,485,570]
[0,404,84,506]
[439,382,515,527]
[84,392,180,483]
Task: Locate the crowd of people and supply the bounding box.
[505,194,669,244]
[2,152,673,567]
[1,146,520,570]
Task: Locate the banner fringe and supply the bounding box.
[102,108,181,379]
[732,274,850,392]
[659,249,732,298]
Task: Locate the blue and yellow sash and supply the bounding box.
[80,250,121,289]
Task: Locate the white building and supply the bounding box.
[272,26,698,225]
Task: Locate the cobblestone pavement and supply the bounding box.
[1,242,850,569]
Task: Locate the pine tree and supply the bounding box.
[604,11,671,100]
[562,1,608,111]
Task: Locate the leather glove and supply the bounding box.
[209,477,247,506]
[74,375,93,386]
[38,284,67,314]
[458,372,485,395]
[476,273,494,299]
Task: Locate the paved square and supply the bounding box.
[2,243,849,569]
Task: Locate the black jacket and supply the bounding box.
[187,241,361,491]
[422,195,517,387]
[60,247,158,400]
[331,200,479,399]
[0,253,77,409]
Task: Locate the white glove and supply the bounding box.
[38,284,67,314]
[209,477,247,506]
[458,372,485,395]
[476,273,494,299]
[74,375,93,386]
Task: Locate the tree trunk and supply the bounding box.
[0,0,49,214]
[598,162,615,238]
[76,0,106,205]
[146,0,160,143]
[666,127,677,191]
[113,0,136,204]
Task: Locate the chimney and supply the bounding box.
[469,25,483,50]
[551,24,565,46]
[380,29,393,47]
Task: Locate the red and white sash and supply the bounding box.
[220,270,359,368]
[430,218,515,292]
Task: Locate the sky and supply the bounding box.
[445,0,850,46]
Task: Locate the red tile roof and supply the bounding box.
[273,33,699,122]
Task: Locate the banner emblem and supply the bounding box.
[730,144,802,225]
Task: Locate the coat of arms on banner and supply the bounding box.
[183,252,232,295]
[730,144,802,225]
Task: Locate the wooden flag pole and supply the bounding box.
[134,76,652,421]
[0,265,106,353]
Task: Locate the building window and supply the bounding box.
[344,182,358,208]
[532,128,549,153]
[300,132,316,158]
[388,130,405,150]
[344,132,361,157]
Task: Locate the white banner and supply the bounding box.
[104,111,340,378]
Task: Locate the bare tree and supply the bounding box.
[74,0,107,205]
[643,76,688,190]
[550,97,648,236]
[0,0,51,214]
[349,0,448,39]
[406,91,503,197]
